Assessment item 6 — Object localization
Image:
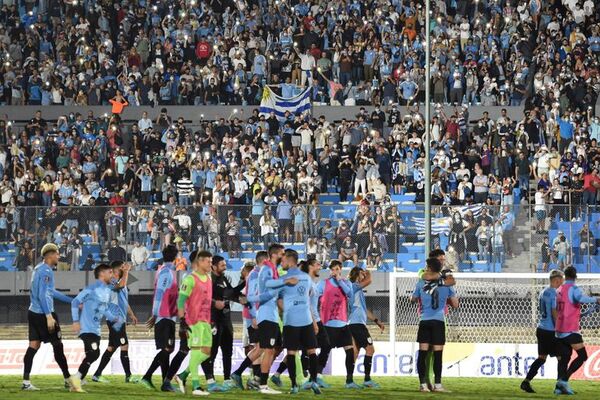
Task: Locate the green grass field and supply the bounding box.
[0,375,598,399]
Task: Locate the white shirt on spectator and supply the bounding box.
[299,53,316,71]
[138,117,153,131]
[459,22,470,39]
[534,191,545,211]
[131,245,149,266]
[583,0,594,15]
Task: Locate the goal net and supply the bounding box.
[389,272,600,346]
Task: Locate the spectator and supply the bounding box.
[131,241,149,271]
[107,238,126,263]
[276,193,293,243]
[338,236,359,267]
[224,213,241,258]
[259,208,276,250]
[366,239,383,271]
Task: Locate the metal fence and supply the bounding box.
[1,202,600,274]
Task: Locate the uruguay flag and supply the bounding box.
[411,204,484,235]
[259,85,312,120]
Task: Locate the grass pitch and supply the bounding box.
[0,375,598,399]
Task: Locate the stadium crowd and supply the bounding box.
[0,0,599,271]
[0,0,598,107]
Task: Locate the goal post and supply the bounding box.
[389,272,600,369]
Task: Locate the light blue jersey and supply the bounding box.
[538,286,557,332]
[278,268,313,327]
[250,265,280,324]
[349,282,367,325]
[29,262,73,315]
[151,262,178,323]
[412,280,456,321]
[72,281,123,336]
[309,279,320,323]
[108,277,129,320]
[245,268,260,322]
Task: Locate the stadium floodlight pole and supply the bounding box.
[424,0,432,254]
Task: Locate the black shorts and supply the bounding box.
[417,320,446,346]
[258,320,282,349]
[80,333,101,353]
[108,320,128,348]
[536,328,559,357]
[316,322,330,349]
[558,332,584,354]
[280,219,292,233]
[179,322,190,352]
[324,325,353,348]
[283,325,318,351]
[28,311,62,343]
[155,319,176,350]
[349,324,373,349]
[247,325,259,344]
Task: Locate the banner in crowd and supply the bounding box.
[259,86,312,120]
[412,204,483,235]
[1,340,598,380]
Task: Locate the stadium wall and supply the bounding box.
[1,339,598,380]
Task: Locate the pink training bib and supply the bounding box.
[320,278,348,324]
[155,266,179,318]
[186,273,212,325]
[556,283,581,334]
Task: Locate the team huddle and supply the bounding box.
[19,242,599,395]
[21,243,384,395]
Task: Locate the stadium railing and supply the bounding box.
[1,202,599,274]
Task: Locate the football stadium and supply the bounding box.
[0,0,600,399]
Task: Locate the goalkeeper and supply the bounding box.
[417,249,455,390]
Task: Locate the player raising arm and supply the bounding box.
[22,243,81,392]
[411,257,459,393]
[520,269,564,393]
[315,260,359,389]
[71,264,124,387]
[553,266,600,395]
[92,261,138,383]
